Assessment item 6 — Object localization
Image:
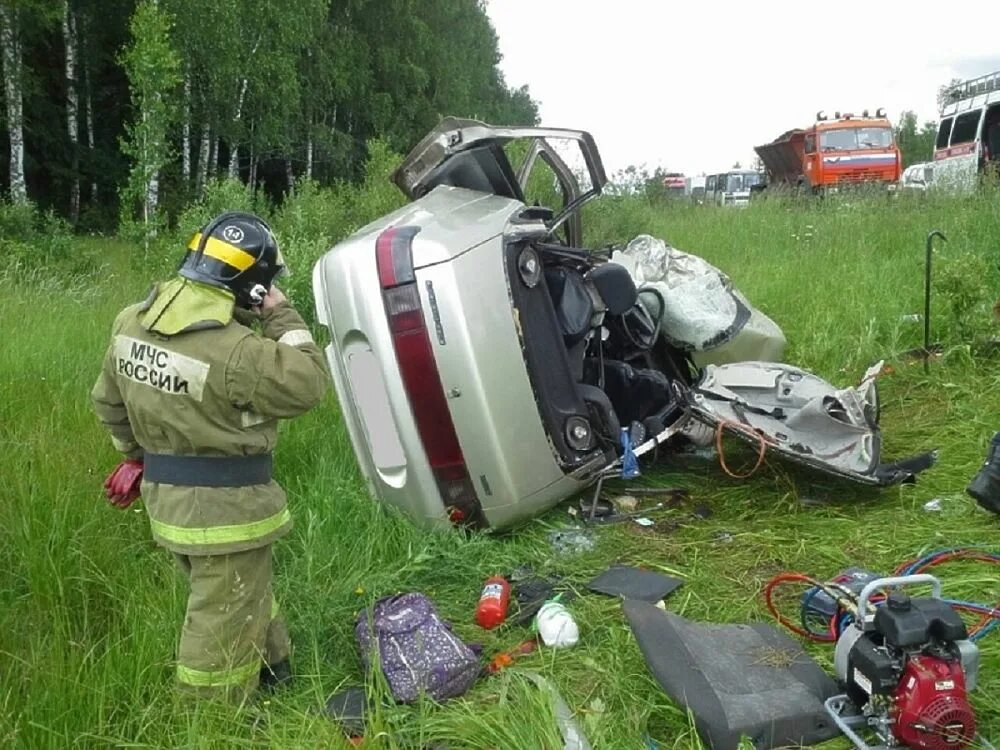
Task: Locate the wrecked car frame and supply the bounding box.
[312,118,933,531]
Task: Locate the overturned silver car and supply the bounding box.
[312,118,933,531]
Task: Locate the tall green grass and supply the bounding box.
[1,194,998,749]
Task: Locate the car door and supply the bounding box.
[393,118,608,247]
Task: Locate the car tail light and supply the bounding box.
[375,226,484,528]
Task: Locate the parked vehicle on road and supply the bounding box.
[755,110,901,194]
[934,71,1000,191]
[685,175,706,203]
[661,172,686,198]
[900,162,934,192]
[705,170,763,207]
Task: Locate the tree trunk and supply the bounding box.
[146,171,159,233]
[63,0,80,222]
[83,37,96,202]
[227,77,249,179]
[248,145,257,197]
[142,106,158,246]
[0,5,27,203]
[226,32,261,181]
[209,133,219,177]
[306,129,313,180]
[195,121,210,196]
[285,159,294,194]
[181,67,191,184]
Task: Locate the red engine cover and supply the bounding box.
[893,655,976,750]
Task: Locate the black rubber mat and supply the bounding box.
[587,565,683,602]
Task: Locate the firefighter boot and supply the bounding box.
[967,432,1000,515]
[259,658,292,691]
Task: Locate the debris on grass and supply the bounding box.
[548,529,596,555]
[611,494,639,513]
[691,504,713,520]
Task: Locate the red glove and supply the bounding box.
[103,459,144,509]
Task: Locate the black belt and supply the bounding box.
[143,453,273,487]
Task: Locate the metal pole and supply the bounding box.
[924,230,947,374]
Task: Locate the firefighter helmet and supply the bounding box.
[178,212,286,308]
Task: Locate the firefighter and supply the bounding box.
[92,211,329,701]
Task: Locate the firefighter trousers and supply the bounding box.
[172,545,291,700]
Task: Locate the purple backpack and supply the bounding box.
[355,593,481,703]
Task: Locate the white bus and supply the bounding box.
[704,170,764,207]
[934,71,1000,190]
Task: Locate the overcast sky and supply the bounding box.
[484,1,1000,177]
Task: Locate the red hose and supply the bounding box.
[763,573,833,642]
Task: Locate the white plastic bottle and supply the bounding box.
[535,599,579,648]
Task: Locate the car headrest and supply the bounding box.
[588,263,637,316]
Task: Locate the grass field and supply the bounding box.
[2,192,999,749]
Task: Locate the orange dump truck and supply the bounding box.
[754,110,902,194]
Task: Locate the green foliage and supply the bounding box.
[0,199,74,269]
[894,110,938,168]
[4,0,535,225]
[174,177,261,243]
[339,139,408,229]
[934,249,999,347]
[118,0,182,243]
[143,176,263,277]
[272,138,405,320]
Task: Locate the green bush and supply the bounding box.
[174,177,262,245]
[272,139,406,323]
[0,200,75,269]
[934,249,999,348]
[0,199,37,238]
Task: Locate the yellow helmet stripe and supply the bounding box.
[187,232,256,272]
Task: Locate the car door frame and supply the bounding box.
[393,118,608,248]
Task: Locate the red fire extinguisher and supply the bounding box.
[475,575,511,629]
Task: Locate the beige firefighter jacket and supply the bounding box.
[91,278,329,555]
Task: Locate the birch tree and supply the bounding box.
[63,0,80,222]
[119,0,180,249]
[0,3,28,203]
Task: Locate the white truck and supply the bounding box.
[685,175,706,203]
[934,71,1000,190]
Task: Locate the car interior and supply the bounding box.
[524,238,693,458]
[406,124,698,463]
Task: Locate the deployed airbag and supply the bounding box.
[625,601,839,750]
[612,235,786,365]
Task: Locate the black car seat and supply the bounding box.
[587,262,637,316]
[546,261,639,347]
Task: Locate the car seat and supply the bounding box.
[545,261,639,348]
